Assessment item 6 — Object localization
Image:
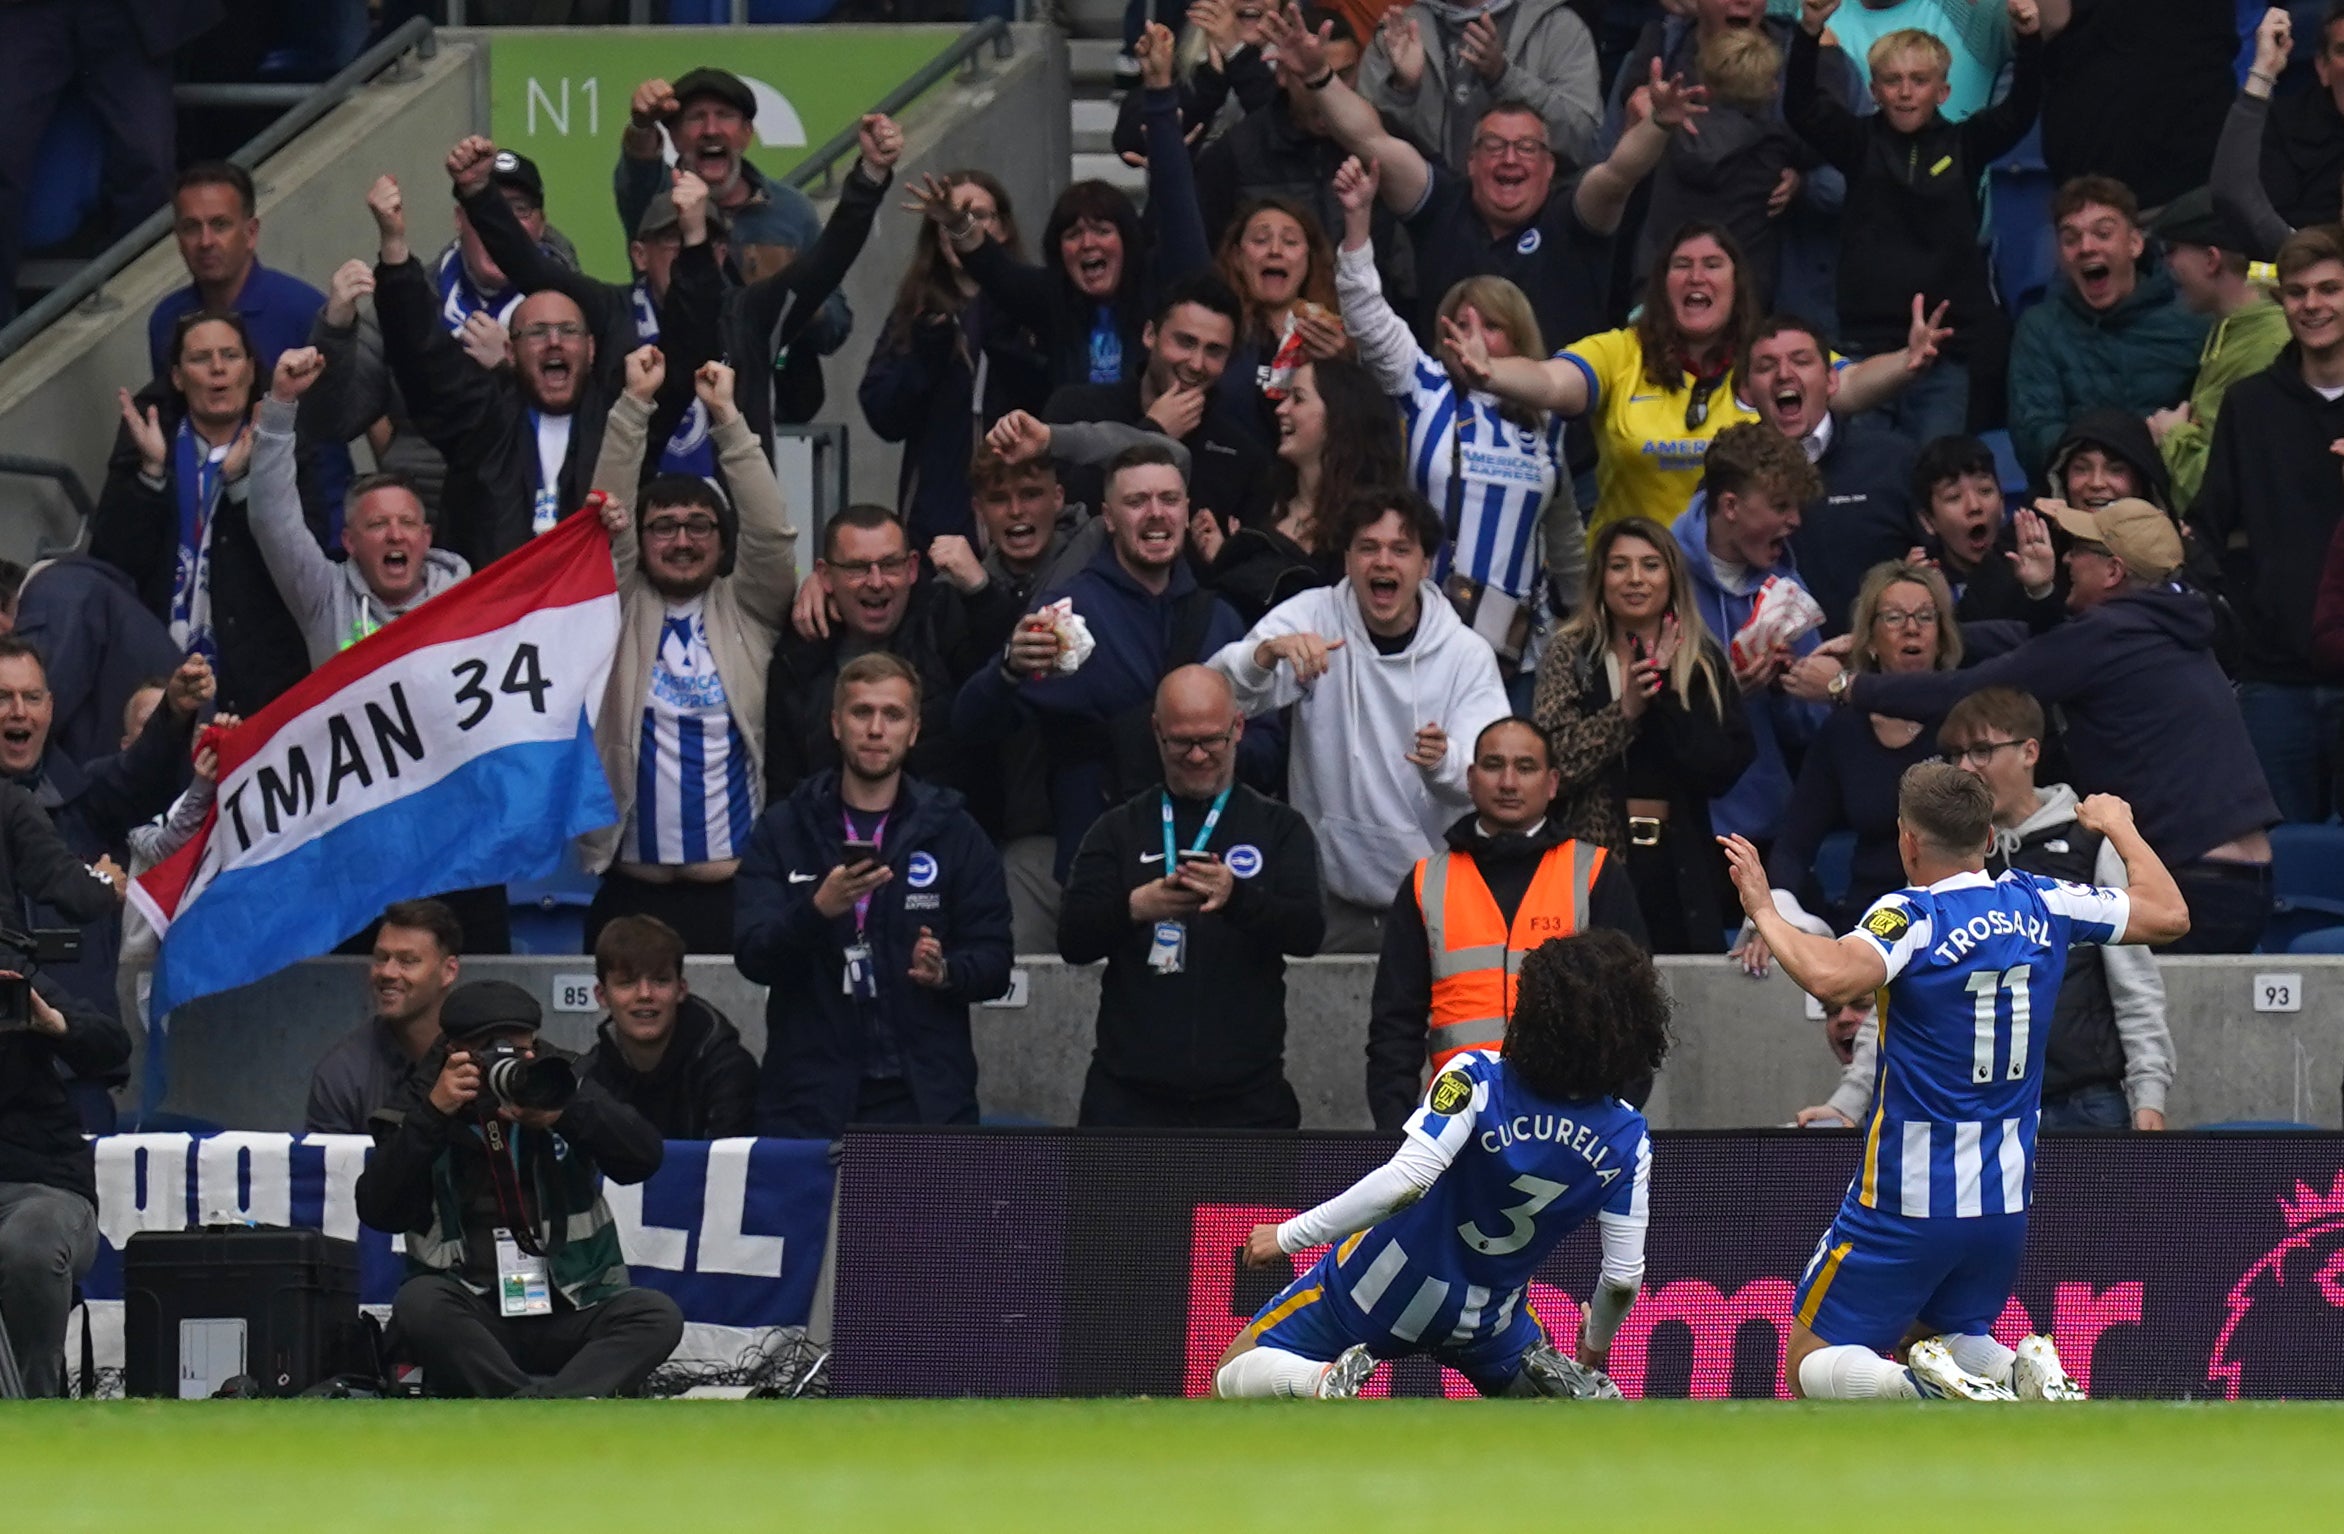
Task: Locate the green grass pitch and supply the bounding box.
[7,1398,2342,1530]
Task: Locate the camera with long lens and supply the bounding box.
[469,1040,577,1114]
[0,924,81,1032]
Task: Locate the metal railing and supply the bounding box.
[0,17,440,367]
[449,1,746,22]
[785,17,1014,197]
[774,423,851,552]
[0,455,97,562]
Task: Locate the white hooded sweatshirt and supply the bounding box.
[1209,579,1510,908]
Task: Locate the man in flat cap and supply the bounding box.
[615,66,853,357]
[356,979,683,1397]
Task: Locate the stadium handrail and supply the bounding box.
[784,17,1016,198]
[0,17,441,368]
[0,455,95,527]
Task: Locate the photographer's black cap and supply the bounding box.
[440,979,542,1040]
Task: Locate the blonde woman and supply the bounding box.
[1733,559,1965,974]
[1533,517,1753,952]
[1333,154,1581,687]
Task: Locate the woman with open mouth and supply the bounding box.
[921,23,1214,394]
[1333,153,1578,703]
[1444,220,1948,536]
[1191,355,1401,625]
[1730,560,1962,976]
[1533,517,1753,953]
[91,309,313,716]
[1206,198,1350,436]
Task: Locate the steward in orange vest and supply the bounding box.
[1365,705,1659,1125]
[1368,812,1649,1128]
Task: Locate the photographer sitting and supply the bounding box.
[0,972,128,1397]
[356,980,681,1398]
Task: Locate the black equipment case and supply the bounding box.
[122,1227,363,1397]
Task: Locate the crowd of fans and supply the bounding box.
[6,0,2344,1392]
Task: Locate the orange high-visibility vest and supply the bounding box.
[1416,840,1608,1071]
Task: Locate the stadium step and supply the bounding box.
[1064,35,1145,200]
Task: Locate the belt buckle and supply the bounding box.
[1628,816,1662,848]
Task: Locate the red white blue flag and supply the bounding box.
[130,512,621,1019]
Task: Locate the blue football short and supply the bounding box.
[1793,1196,2028,1353]
[1234,1249,1551,1395]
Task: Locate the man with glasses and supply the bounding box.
[1366,716,1645,1131]
[764,504,976,811]
[1058,665,1323,1129]
[1786,498,2277,953]
[367,172,616,575]
[1267,1,1693,352]
[581,352,796,954]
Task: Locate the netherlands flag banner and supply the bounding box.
[130,511,621,1020]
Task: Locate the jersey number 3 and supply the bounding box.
[1964,964,2033,1084]
[1458,1175,1567,1256]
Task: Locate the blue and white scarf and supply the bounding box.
[169,420,228,661]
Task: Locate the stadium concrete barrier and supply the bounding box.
[157,954,2344,1132]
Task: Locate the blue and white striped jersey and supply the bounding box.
[626,597,756,865]
[1848,869,2129,1219]
[1322,1050,1650,1348]
[1403,359,1569,603]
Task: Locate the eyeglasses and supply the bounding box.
[1471,136,1548,162]
[1944,739,2026,768]
[827,553,916,580]
[515,322,587,343]
[644,515,721,541]
[1876,606,1939,629]
[1157,727,1238,757]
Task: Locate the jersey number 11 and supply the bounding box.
[1964,964,2032,1084]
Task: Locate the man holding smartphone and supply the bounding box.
[735,653,1013,1137]
[1058,666,1326,1129]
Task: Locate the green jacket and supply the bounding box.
[2161,295,2291,514]
[2008,266,2210,480]
[356,1068,664,1310]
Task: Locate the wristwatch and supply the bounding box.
[1825,669,1852,707]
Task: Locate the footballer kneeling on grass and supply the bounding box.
[1215,930,1667,1399]
[1721,762,2190,1402]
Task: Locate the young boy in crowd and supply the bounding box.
[1783,0,2046,443]
[1909,435,2062,626]
[1638,25,1803,309]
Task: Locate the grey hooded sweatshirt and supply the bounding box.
[249,396,471,667]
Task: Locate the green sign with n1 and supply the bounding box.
[486,26,960,282]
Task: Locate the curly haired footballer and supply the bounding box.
[1503,931,1675,1104]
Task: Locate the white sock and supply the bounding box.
[1942,1332,2015,1385]
[1798,1344,1921,1401]
[1215,1347,1331,1399]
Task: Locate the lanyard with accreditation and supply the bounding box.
[1149,786,1228,976]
